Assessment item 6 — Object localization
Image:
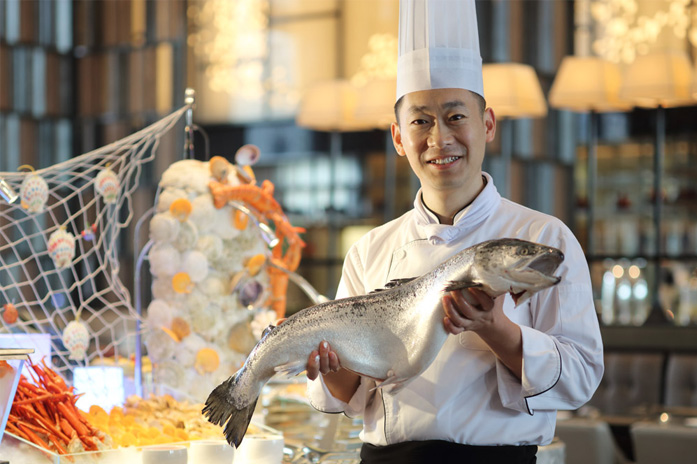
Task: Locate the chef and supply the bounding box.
[304,1,604,463]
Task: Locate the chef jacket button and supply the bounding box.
[396,249,406,260]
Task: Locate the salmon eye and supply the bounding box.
[519,248,529,256]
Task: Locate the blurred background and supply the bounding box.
[2,0,697,369]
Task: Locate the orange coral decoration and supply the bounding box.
[245,254,266,277]
[208,179,305,318]
[233,209,249,230]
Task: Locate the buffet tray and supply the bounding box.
[0,422,283,464]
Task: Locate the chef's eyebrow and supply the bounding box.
[407,100,467,114]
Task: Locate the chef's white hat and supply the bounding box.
[397,0,484,101]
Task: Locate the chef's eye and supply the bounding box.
[450,114,465,121]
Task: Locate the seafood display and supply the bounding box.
[6,360,111,455]
[204,239,565,446]
[145,149,304,401]
[208,178,306,317]
[85,394,255,447]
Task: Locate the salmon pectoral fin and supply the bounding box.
[274,360,306,378]
[203,375,257,448]
[443,281,482,292]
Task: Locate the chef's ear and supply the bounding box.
[391,121,406,157]
[484,107,496,143]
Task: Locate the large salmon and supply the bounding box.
[203,238,564,446]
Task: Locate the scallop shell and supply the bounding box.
[47,228,76,269]
[20,174,49,213]
[194,348,220,374]
[169,198,193,222]
[146,299,173,331]
[190,302,221,336]
[173,220,198,251]
[149,213,180,243]
[148,243,181,277]
[235,144,261,166]
[144,329,177,362]
[171,317,191,340]
[172,272,194,294]
[95,167,119,204]
[62,320,90,360]
[181,250,209,283]
[189,194,216,234]
[209,156,232,183]
[195,234,223,262]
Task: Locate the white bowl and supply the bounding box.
[141,444,188,464]
[189,439,236,464]
[234,434,284,464]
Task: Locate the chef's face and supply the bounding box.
[391,88,496,199]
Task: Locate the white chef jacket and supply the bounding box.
[307,173,604,446]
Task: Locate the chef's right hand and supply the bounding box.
[306,341,341,380]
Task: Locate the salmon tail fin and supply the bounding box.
[202,375,258,447]
[223,396,258,447]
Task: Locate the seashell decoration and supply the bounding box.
[169,198,193,222]
[172,272,194,294]
[194,348,220,374]
[19,166,49,213]
[47,227,76,269]
[238,279,265,309]
[235,144,261,166]
[149,213,180,243]
[80,223,97,241]
[209,156,232,183]
[62,319,90,360]
[94,165,119,204]
[146,157,281,401]
[3,303,18,324]
[171,317,191,341]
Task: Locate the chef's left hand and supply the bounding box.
[442,288,506,335]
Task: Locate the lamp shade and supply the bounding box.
[619,51,695,108]
[296,80,372,132]
[354,78,397,130]
[482,63,547,119]
[549,56,631,112]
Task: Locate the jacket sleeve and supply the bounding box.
[306,245,377,416]
[497,231,605,414]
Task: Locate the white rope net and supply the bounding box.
[0,106,189,377]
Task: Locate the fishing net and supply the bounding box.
[0,106,190,377]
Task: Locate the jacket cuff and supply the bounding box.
[497,325,562,414]
[306,375,374,417]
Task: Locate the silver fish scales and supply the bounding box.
[203,238,564,447]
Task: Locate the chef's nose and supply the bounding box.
[428,121,454,148]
